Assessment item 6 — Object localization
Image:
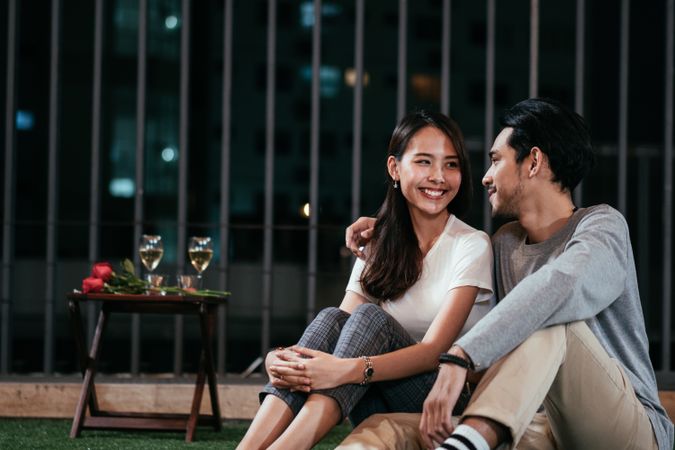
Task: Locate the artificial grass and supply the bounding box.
[0,418,351,449]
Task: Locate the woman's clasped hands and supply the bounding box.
[267,346,356,392]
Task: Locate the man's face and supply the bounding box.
[482,128,526,218]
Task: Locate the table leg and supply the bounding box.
[185,304,223,442]
[68,300,100,413]
[186,352,207,442]
[202,305,222,430]
[69,308,109,438]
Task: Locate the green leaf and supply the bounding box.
[122,259,136,275]
[85,258,231,298]
[196,289,231,298]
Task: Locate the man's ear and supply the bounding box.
[387,156,399,181]
[528,147,545,177]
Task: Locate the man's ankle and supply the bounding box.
[460,416,509,449]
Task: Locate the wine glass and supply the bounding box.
[139,235,164,288]
[188,236,213,287]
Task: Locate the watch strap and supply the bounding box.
[360,355,374,385]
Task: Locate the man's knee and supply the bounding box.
[521,323,567,354]
[336,413,423,450]
[462,324,568,446]
[564,321,597,347]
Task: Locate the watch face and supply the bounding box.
[365,367,374,377]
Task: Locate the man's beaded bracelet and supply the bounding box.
[438,352,473,369]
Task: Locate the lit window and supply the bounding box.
[300,2,343,28]
[410,74,441,101]
[301,202,311,218]
[16,110,34,131]
[165,15,179,30]
[109,178,135,198]
[344,68,370,87]
[300,65,341,97]
[161,146,177,162]
[300,2,314,28]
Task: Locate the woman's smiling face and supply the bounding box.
[388,125,462,221]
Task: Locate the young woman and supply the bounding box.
[237,110,494,450]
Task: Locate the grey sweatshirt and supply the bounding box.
[456,204,674,450]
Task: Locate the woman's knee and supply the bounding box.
[314,306,350,323]
[297,307,349,350]
[342,303,392,335]
[351,303,387,324]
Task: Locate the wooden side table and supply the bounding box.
[66,292,227,442]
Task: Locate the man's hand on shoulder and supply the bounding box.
[345,216,376,259]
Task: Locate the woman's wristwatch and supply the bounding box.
[360,356,374,385]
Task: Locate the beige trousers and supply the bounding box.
[336,322,658,450]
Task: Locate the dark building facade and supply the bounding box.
[0,0,674,382]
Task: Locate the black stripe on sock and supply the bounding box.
[451,434,478,450]
[440,443,459,450]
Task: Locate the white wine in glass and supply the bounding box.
[188,236,213,274]
[139,235,164,272]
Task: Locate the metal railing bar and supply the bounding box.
[174,0,191,376]
[131,0,148,376]
[262,0,277,356]
[617,0,630,216]
[661,0,674,371]
[350,0,364,222]
[574,0,585,207]
[87,0,105,347]
[44,0,62,375]
[218,0,234,374]
[1,0,18,374]
[307,0,321,324]
[441,0,451,115]
[483,0,496,235]
[396,0,407,120]
[529,0,539,98]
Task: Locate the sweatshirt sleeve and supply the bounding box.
[455,207,630,369]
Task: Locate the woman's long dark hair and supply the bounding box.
[360,110,472,302]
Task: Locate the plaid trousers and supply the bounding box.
[260,303,439,426]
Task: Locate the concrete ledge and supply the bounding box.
[660,391,675,421]
[0,376,265,420]
[2,378,674,422]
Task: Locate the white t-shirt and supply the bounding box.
[346,215,494,342]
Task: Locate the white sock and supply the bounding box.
[436,424,490,450]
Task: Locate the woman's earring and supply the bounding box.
[393,180,399,189]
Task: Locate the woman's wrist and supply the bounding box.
[349,357,365,384]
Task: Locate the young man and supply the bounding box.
[341,99,673,450]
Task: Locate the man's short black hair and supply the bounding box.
[500,98,596,192]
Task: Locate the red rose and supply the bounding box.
[91,262,113,281]
[82,276,104,294]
